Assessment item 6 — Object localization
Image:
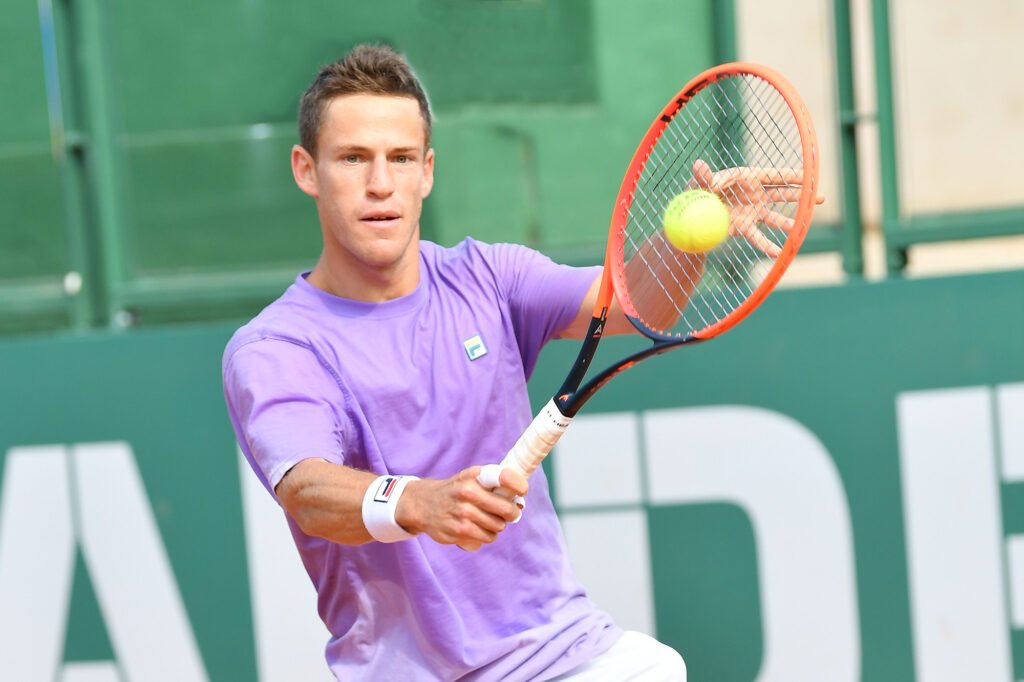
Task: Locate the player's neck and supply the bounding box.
[308,250,420,303]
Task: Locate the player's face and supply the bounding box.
[299,94,434,284]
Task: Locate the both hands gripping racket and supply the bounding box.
[489,62,821,500]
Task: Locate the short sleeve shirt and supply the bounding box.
[223,239,618,681]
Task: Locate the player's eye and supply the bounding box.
[394,155,410,164]
[343,154,360,164]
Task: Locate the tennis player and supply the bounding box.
[223,44,686,680]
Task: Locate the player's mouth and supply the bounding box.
[361,211,401,228]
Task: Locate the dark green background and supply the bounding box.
[531,269,1024,681]
[0,0,722,330]
[2,269,1023,679]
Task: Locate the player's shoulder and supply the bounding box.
[421,237,491,263]
[422,238,549,276]
[223,277,321,365]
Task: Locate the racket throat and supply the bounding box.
[573,335,695,409]
[555,314,607,416]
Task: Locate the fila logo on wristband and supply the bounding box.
[362,474,419,543]
[373,476,400,503]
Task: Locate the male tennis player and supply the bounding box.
[223,44,685,680]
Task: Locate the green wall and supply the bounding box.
[2,269,1023,679]
[0,0,723,331]
[1,1,71,292]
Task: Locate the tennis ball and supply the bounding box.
[662,189,730,253]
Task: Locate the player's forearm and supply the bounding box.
[560,272,638,339]
[275,458,378,545]
[276,459,525,549]
[623,235,704,332]
[562,244,704,341]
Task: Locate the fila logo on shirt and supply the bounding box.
[463,334,488,361]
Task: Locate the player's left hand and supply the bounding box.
[691,159,824,258]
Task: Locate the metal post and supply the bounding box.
[41,0,99,330]
[832,0,865,277]
[711,0,738,64]
[77,0,128,326]
[871,0,905,274]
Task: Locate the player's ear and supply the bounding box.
[291,144,319,198]
[421,147,435,199]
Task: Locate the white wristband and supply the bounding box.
[362,475,419,543]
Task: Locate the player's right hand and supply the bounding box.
[395,465,527,551]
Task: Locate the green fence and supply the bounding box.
[4,0,1024,334]
[0,0,736,333]
[2,269,1023,680]
[869,0,1024,272]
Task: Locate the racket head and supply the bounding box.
[605,62,819,341]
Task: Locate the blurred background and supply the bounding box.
[1,1,1023,680]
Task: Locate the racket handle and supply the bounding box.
[460,400,572,551]
[499,398,572,477]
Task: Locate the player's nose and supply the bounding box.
[366,156,395,196]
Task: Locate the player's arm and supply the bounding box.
[559,246,705,340]
[276,457,527,548]
[557,270,642,339]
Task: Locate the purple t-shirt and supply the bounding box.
[223,239,619,681]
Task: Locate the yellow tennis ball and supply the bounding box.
[662,189,730,253]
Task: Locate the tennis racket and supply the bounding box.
[486,62,819,509]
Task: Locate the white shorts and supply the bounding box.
[548,630,686,681]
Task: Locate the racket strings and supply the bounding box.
[731,87,792,171]
[620,73,806,337]
[628,123,746,324]
[627,92,753,329]
[633,86,762,325]
[628,177,711,301]
[623,230,715,331]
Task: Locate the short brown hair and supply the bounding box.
[298,44,432,156]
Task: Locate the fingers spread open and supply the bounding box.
[763,186,802,203]
[736,223,782,258]
[753,167,803,185]
[760,209,795,233]
[691,159,714,189]
[761,186,825,206]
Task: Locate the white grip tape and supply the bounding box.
[362,475,419,543]
[473,400,571,526]
[477,463,504,489]
[500,398,572,476]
